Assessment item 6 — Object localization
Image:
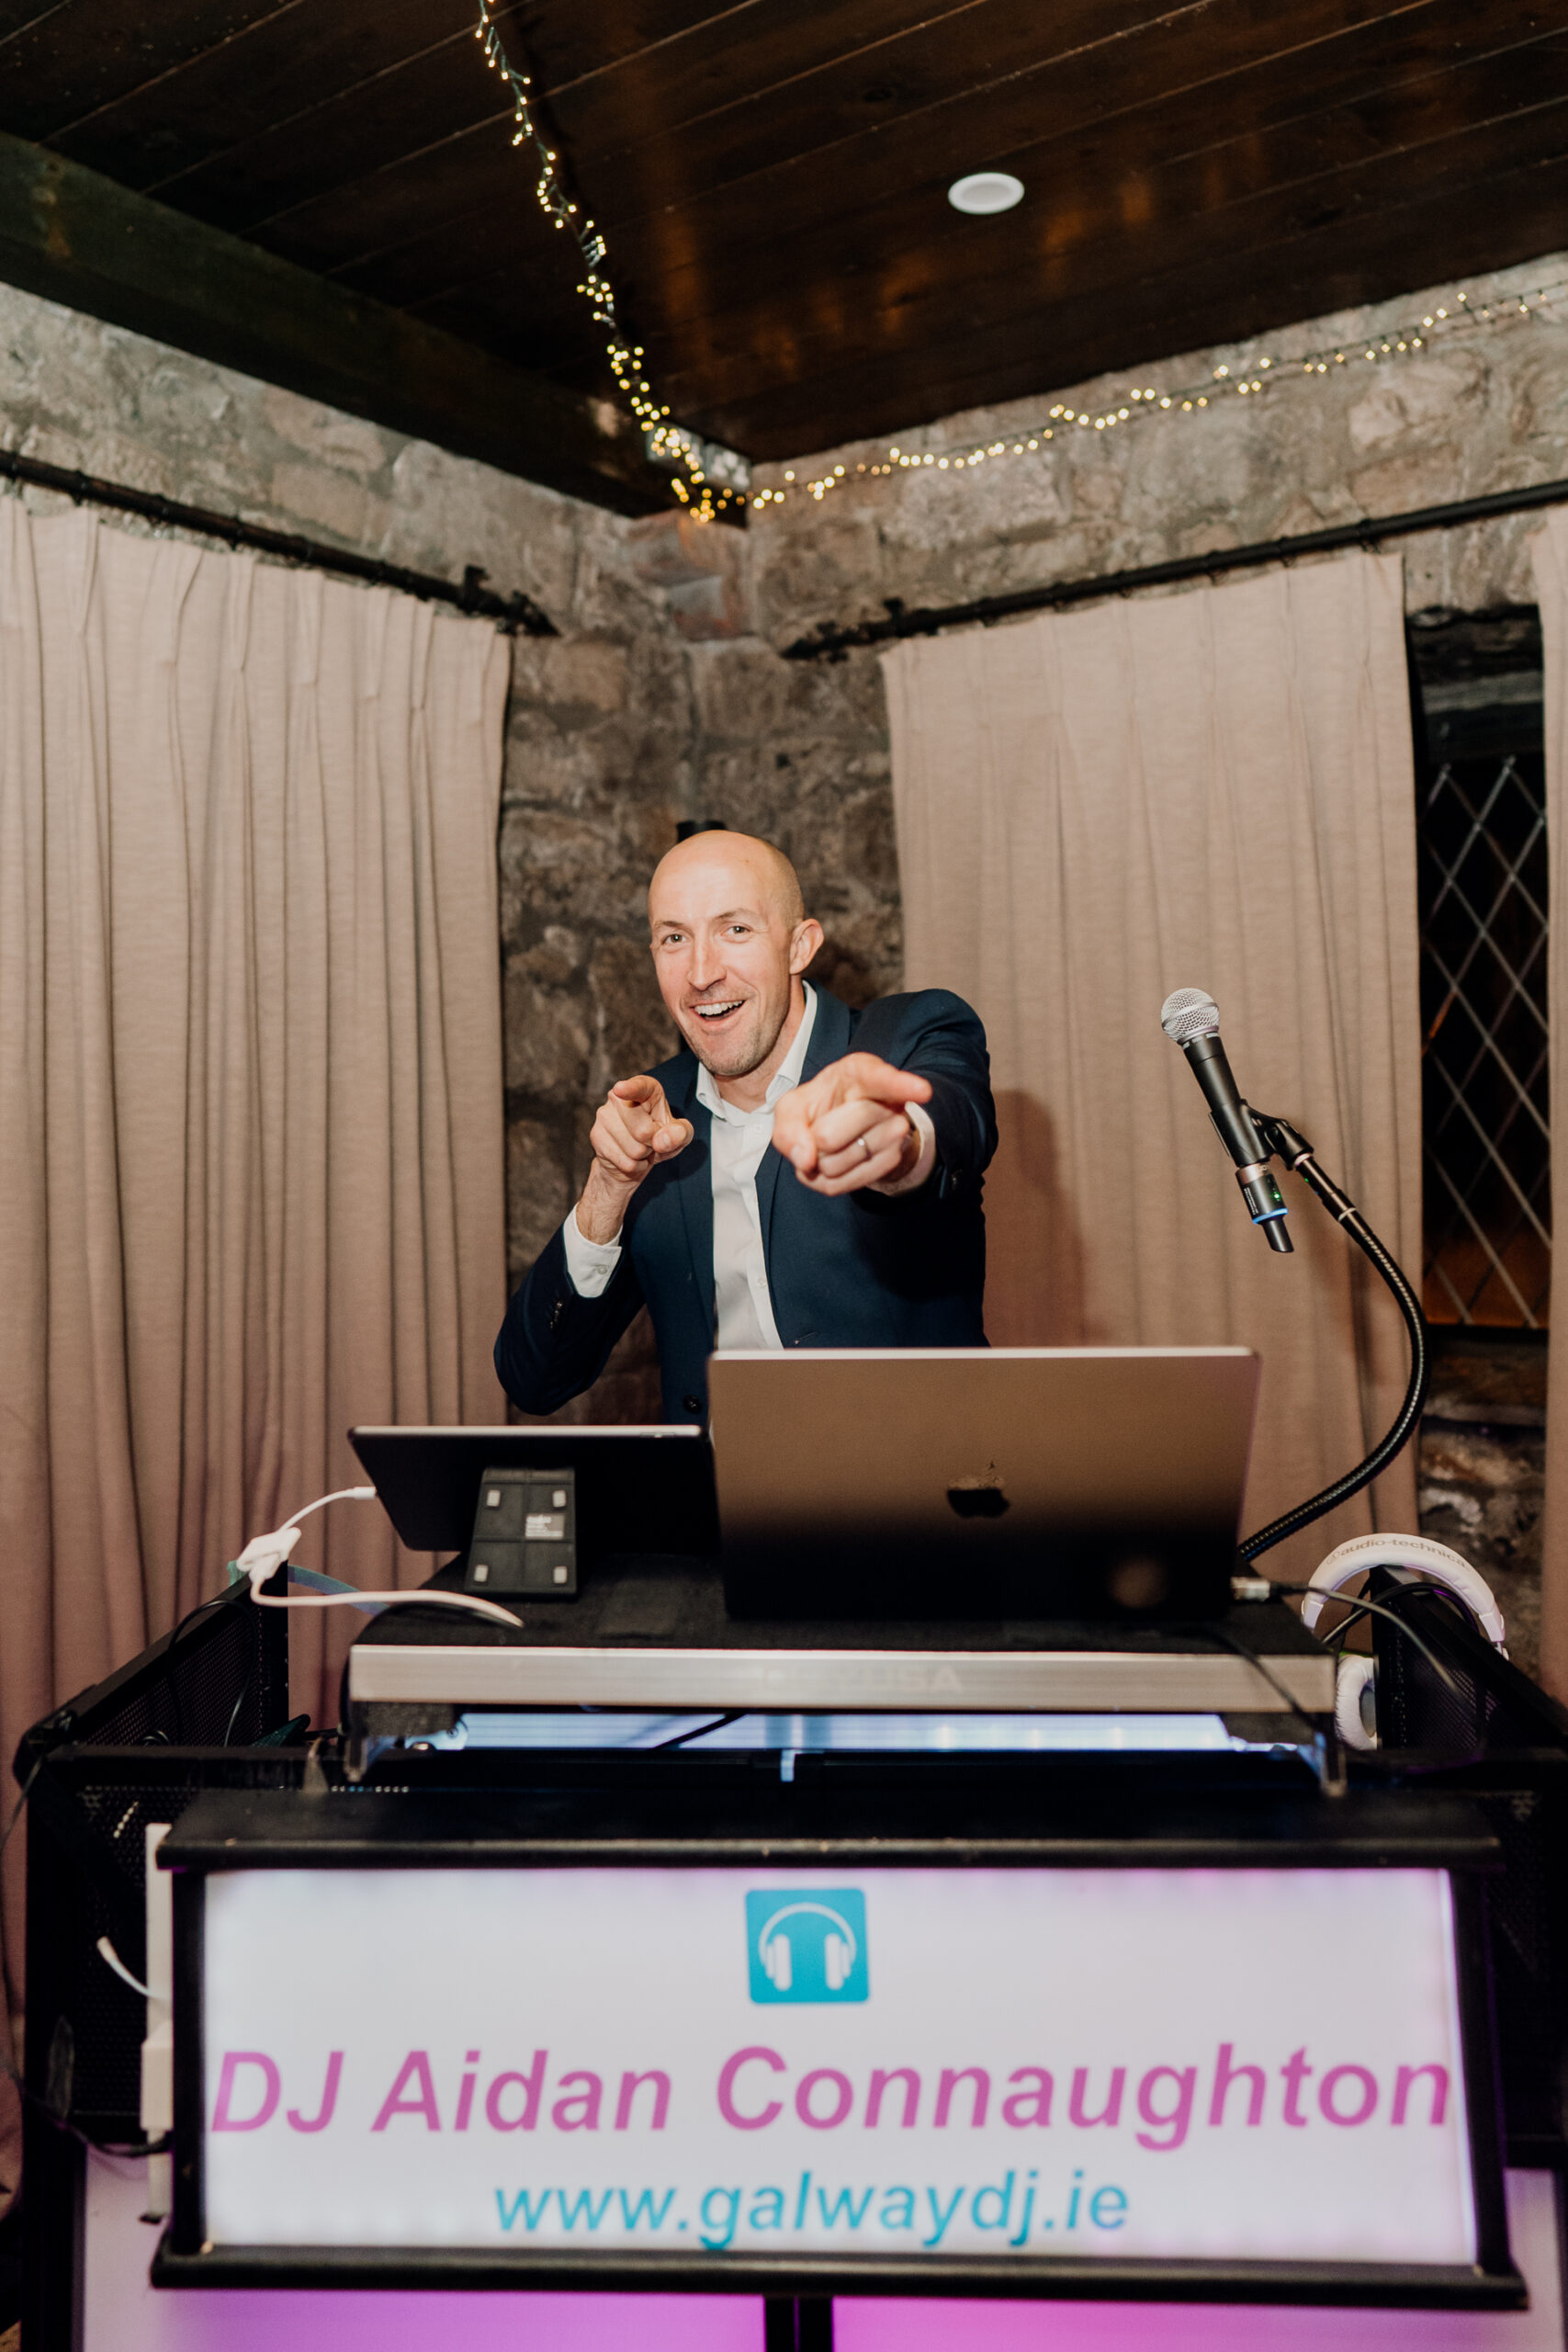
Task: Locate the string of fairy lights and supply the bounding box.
[473,0,741,520]
[751,277,1568,511]
[465,11,1568,530]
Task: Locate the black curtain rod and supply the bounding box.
[782,473,1568,662]
[0,446,558,637]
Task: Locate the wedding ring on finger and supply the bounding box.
[856,1133,872,1160]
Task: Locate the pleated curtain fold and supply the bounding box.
[885,549,1422,1581]
[0,506,510,2199]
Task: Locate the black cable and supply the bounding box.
[0,1757,41,1868]
[163,1588,245,1742]
[220,1611,265,1743]
[649,1713,746,1750]
[1199,1624,1324,1747]
[1237,1132,1429,1562]
[0,2048,167,2159]
[1263,1577,1489,1770]
[1269,1582,1468,1707]
[1323,1600,1372,1648]
[221,1673,253,1747]
[1206,1582,1474,1769]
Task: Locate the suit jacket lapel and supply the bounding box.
[800,987,853,1079]
[664,1056,716,1343]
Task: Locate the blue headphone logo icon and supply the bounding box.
[746,1889,869,2003]
[760,1901,857,1993]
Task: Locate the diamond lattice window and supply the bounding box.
[1413,609,1549,1329]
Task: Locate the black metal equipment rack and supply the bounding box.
[15,1585,1568,2349]
[1366,1576,1568,2169]
[15,1582,296,2351]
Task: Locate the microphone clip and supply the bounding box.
[1247,1107,1365,1238]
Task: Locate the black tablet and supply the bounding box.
[348,1424,718,1562]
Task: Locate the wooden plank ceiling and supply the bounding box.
[3,0,1565,464]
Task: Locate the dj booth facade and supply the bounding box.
[18,1534,1568,2351]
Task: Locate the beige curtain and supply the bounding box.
[886,548,1421,1583]
[1531,512,1568,1702]
[0,504,510,2201]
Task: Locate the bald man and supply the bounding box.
[494,830,997,1424]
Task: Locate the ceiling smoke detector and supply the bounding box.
[947,171,1024,215]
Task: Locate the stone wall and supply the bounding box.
[498,515,905,1421]
[740,253,1568,644]
[1418,1338,1546,1674]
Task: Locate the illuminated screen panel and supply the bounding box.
[199,1865,1475,2267]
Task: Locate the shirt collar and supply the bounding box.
[695,982,817,1124]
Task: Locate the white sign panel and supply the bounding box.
[199,1866,1475,2265]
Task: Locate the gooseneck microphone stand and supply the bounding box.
[1234,1107,1430,1563]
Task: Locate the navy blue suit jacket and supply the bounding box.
[494,988,997,1424]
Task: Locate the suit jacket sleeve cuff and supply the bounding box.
[562,1204,624,1298]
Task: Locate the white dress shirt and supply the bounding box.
[561,983,936,1348]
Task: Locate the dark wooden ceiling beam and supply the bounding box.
[406,284,603,386]
[0,132,674,514]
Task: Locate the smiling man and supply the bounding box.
[494,829,997,1423]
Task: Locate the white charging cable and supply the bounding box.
[236,1487,521,1629]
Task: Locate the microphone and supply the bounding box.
[1159,988,1292,1252]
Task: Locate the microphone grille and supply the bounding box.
[1160,987,1220,1043]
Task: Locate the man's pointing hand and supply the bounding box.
[773,1052,933,1197]
[577,1074,694,1243]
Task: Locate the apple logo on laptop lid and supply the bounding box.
[946,1464,1010,1520]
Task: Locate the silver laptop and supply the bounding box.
[708,1347,1259,1623]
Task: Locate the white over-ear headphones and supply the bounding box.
[1303,1533,1507,1650]
[1303,1534,1506,1752]
[758,1901,857,1995]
